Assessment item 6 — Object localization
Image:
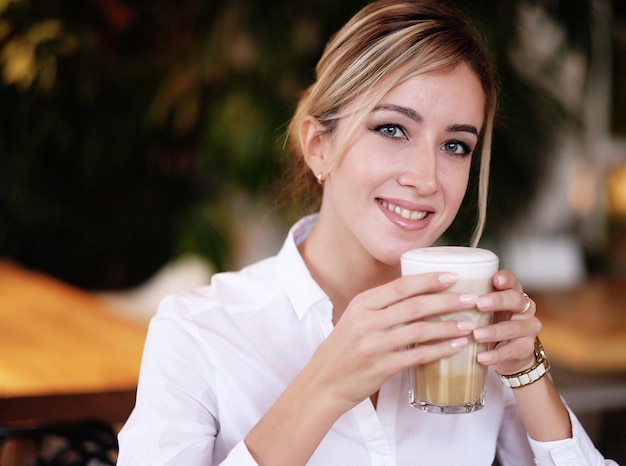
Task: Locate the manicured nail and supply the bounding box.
[450,337,469,349]
[473,328,488,340]
[459,293,479,305]
[456,321,477,331]
[477,296,494,309]
[439,272,458,285]
[477,352,492,363]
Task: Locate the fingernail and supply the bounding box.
[450,337,469,349]
[473,328,488,340]
[477,296,494,309]
[439,272,458,285]
[459,293,479,305]
[477,352,492,363]
[456,320,477,331]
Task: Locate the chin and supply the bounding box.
[362,224,447,267]
[371,248,415,269]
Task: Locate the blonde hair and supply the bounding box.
[285,0,497,246]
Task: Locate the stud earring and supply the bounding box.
[316,173,324,185]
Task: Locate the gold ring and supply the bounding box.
[521,292,531,313]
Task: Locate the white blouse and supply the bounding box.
[117,215,616,465]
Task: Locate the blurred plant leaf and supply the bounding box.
[0,0,594,288]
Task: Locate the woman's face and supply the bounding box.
[316,63,486,266]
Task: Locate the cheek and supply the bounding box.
[443,164,472,209]
[334,145,385,190]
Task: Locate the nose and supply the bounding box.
[397,150,439,196]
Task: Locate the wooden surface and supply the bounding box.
[0,260,148,423]
[532,278,626,373]
[0,390,138,425]
[1,258,625,424]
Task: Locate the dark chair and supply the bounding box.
[0,420,118,466]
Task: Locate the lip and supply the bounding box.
[376,198,435,231]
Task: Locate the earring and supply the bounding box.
[316,173,324,185]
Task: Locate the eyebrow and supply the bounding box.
[373,104,422,122]
[372,104,479,136]
[447,124,479,136]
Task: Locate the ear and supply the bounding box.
[299,115,331,177]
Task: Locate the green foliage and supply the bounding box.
[0,0,592,288]
[1,0,212,288]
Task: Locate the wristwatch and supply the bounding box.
[498,337,551,389]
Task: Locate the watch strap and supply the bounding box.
[498,337,551,389]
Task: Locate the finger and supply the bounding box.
[390,336,470,368]
[476,288,535,316]
[379,291,479,329]
[476,336,536,368]
[382,319,477,351]
[473,317,542,344]
[492,269,521,292]
[357,272,459,311]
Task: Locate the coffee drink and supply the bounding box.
[401,247,499,414]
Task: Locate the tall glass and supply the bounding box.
[401,246,499,414]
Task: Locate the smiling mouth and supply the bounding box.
[380,200,428,220]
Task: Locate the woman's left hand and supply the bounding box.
[472,269,541,375]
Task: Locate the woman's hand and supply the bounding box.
[302,271,482,411]
[470,270,575,442]
[246,271,481,465]
[473,269,542,375]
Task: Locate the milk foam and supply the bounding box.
[401,246,499,280]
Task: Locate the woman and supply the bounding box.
[117,1,615,464]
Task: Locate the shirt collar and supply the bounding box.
[276,214,332,320]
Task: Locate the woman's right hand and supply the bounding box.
[300,271,480,412]
[245,271,480,465]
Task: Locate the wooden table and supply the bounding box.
[531,277,626,373]
[0,260,149,425]
[530,278,626,457]
[1,259,623,420]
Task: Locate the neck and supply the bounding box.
[298,219,399,324]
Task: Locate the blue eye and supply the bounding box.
[443,140,472,156]
[374,123,406,139]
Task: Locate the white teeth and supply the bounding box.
[382,201,427,220]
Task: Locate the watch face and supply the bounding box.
[534,338,550,373]
[535,337,546,358]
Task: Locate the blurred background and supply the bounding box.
[3,0,625,291]
[1,0,626,463]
